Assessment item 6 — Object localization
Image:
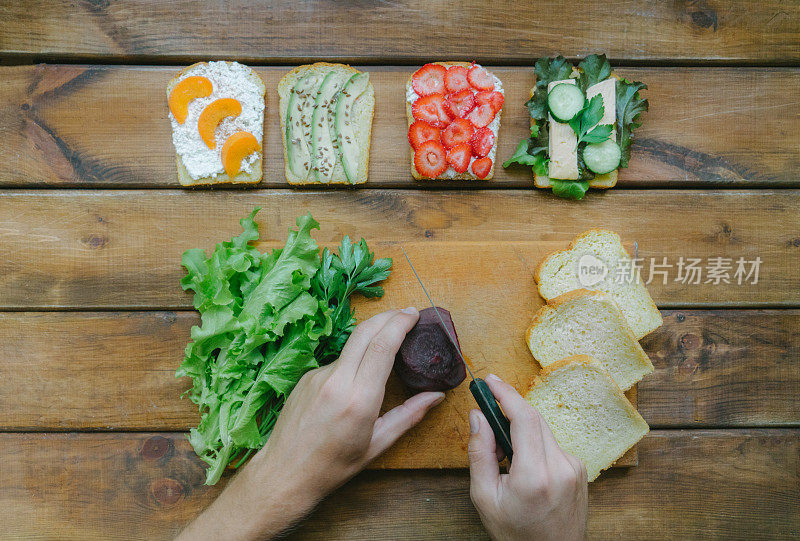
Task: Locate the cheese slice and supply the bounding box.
[586,79,617,188]
[547,79,579,180]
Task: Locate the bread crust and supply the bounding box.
[279,63,374,186]
[406,62,502,181]
[167,61,265,187]
[532,71,620,189]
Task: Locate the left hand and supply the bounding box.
[178,307,445,541]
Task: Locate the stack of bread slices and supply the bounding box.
[524,229,662,481]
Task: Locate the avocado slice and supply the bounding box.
[285,72,322,180]
[334,73,370,184]
[311,70,350,183]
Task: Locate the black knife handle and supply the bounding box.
[469,378,513,462]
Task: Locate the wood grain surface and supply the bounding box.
[1,1,798,63]
[0,310,796,431]
[0,430,796,540]
[0,190,796,309]
[3,65,799,187]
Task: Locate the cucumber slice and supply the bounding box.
[582,139,621,174]
[547,83,585,123]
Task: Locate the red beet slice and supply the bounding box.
[394,307,467,392]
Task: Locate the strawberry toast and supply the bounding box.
[406,62,504,180]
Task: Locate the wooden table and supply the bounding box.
[0,1,798,538]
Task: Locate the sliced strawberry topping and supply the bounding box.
[441,118,475,149]
[412,63,447,96]
[446,143,472,173]
[467,65,495,91]
[408,120,441,150]
[444,65,471,94]
[466,103,496,128]
[471,157,493,179]
[470,127,495,158]
[412,94,453,128]
[445,89,476,119]
[475,90,504,114]
[414,140,448,178]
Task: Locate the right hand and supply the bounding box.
[467,374,588,541]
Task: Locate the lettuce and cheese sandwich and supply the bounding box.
[504,54,648,200]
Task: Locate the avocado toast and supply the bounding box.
[278,63,375,185]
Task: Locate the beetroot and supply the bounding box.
[394,307,467,392]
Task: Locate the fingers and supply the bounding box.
[335,309,405,375]
[483,374,548,473]
[365,391,445,462]
[468,409,500,505]
[353,308,419,397]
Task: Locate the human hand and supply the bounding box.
[179,308,445,541]
[467,374,588,541]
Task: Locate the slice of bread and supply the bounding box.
[167,61,265,187]
[533,71,619,189]
[525,355,649,481]
[535,229,662,339]
[406,62,503,180]
[526,290,653,390]
[278,63,374,185]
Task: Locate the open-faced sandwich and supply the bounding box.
[504,54,648,199]
[407,62,504,180]
[279,63,375,185]
[167,61,265,186]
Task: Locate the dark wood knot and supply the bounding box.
[81,234,107,249]
[679,333,700,350]
[141,436,171,460]
[150,478,183,507]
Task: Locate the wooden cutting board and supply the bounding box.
[351,241,639,469]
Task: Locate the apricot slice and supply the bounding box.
[168,76,212,124]
[198,98,242,149]
[221,131,260,177]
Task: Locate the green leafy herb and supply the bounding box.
[576,54,612,92]
[568,95,613,145]
[502,124,549,177]
[551,179,590,200]
[615,79,649,168]
[177,209,390,485]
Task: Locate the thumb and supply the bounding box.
[366,391,445,462]
[468,409,500,502]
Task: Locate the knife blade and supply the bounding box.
[400,246,513,462]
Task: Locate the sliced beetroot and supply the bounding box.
[394,307,467,392]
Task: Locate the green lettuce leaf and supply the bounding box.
[525,56,574,121]
[551,179,590,200]
[177,209,390,485]
[616,79,649,168]
[577,54,612,92]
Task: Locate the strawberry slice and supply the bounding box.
[412,63,447,96]
[471,157,493,179]
[408,120,441,150]
[441,118,475,149]
[445,89,475,119]
[466,103,496,128]
[467,65,495,91]
[412,94,453,128]
[470,127,495,158]
[414,140,448,178]
[444,65,471,94]
[446,143,472,173]
[475,90,504,114]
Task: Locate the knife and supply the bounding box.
[401,247,514,462]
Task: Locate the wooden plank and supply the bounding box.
[0,430,795,539]
[0,310,795,431]
[1,1,798,63]
[3,64,799,187]
[0,190,796,309]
